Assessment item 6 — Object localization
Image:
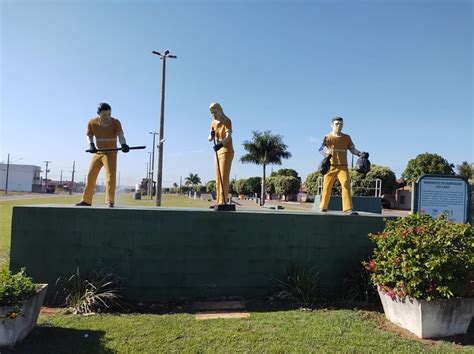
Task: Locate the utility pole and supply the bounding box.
[70,161,75,195]
[60,170,63,184]
[4,153,9,195]
[179,175,182,195]
[149,131,158,199]
[152,49,177,206]
[43,161,51,193]
[148,151,152,197]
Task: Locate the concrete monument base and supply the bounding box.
[11,205,387,302]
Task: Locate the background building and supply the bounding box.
[0,163,41,192]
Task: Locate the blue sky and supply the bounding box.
[1,0,472,187]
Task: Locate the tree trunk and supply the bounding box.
[261,164,266,206]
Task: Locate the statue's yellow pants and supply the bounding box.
[81,152,117,204]
[215,152,234,205]
[320,166,353,212]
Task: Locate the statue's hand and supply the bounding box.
[89,143,98,153]
[359,151,369,158]
[121,144,130,153]
[213,143,223,152]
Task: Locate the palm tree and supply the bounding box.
[185,173,201,191]
[240,131,292,205]
[456,161,473,181]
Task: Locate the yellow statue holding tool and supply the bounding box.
[76,103,130,207]
[208,102,235,211]
[319,117,367,215]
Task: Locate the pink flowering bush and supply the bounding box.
[365,213,473,301]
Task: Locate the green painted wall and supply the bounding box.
[10,206,387,302]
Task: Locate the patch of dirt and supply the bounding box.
[357,310,474,348]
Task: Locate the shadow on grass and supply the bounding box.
[3,326,113,354]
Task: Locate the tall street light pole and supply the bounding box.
[149,131,158,199]
[148,151,152,197]
[152,50,177,206]
[43,161,51,193]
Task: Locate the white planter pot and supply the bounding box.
[378,289,474,338]
[0,284,48,348]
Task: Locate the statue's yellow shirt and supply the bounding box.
[211,118,234,154]
[325,133,354,167]
[87,117,124,149]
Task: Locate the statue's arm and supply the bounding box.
[319,137,329,156]
[118,133,127,145]
[349,145,362,156]
[220,128,232,145]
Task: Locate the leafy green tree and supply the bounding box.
[240,131,292,205]
[456,161,473,181]
[206,180,216,193]
[184,173,201,191]
[351,165,397,196]
[246,177,262,196]
[234,179,251,195]
[265,177,276,195]
[402,153,454,183]
[271,168,301,181]
[274,176,301,200]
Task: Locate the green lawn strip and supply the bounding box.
[13,309,469,353]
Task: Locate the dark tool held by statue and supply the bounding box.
[85,146,146,153]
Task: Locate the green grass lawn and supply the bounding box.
[8,308,471,353]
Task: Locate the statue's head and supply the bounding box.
[209,102,224,120]
[331,117,343,134]
[97,102,112,121]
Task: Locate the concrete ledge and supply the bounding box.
[10,205,387,302]
[313,196,382,214]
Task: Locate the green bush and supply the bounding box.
[0,268,37,307]
[0,268,37,320]
[366,214,473,301]
[206,180,216,193]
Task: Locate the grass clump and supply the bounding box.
[55,268,124,314]
[274,263,320,307]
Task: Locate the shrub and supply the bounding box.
[206,180,216,193]
[0,268,37,320]
[274,263,320,307]
[366,214,473,301]
[55,268,123,314]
